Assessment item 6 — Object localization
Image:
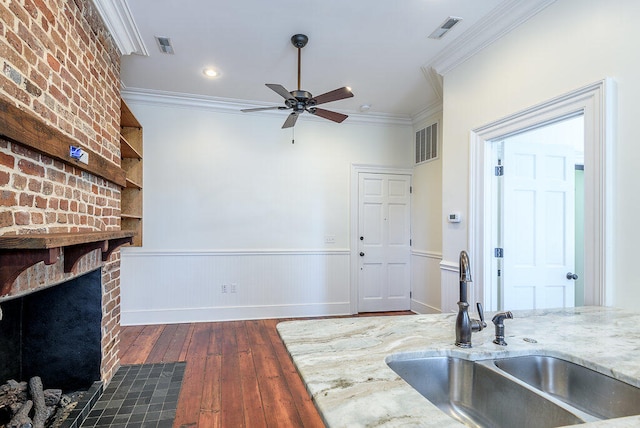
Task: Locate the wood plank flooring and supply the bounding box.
[118,312,413,428]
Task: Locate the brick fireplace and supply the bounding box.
[1,0,128,386]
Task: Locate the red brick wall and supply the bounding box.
[1,0,124,383]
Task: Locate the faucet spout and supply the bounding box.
[458,250,472,306]
[455,250,486,347]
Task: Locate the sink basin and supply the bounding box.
[494,355,640,420]
[387,356,584,428]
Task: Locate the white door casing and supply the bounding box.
[468,79,614,313]
[500,139,576,310]
[357,172,411,312]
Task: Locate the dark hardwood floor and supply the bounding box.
[118,312,413,428]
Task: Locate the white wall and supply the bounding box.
[441,0,640,311]
[120,93,413,324]
[410,112,443,313]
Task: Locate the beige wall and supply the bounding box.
[441,0,640,309]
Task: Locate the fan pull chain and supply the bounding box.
[292,127,295,144]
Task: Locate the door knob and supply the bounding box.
[566,272,578,280]
[360,252,365,257]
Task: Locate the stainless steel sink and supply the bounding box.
[387,356,585,428]
[493,355,640,420]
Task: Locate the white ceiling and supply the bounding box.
[109,0,553,120]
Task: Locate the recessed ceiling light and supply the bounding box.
[203,68,218,78]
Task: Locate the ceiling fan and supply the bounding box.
[241,34,354,128]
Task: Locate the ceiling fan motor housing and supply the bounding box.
[291,34,308,48]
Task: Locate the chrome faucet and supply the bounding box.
[455,250,486,347]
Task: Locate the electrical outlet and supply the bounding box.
[230,283,237,293]
[221,284,228,293]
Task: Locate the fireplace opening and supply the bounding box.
[0,269,102,391]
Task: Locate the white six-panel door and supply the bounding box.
[358,173,411,312]
[502,140,575,310]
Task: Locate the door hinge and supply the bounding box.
[495,165,504,176]
[410,291,412,298]
[410,239,412,246]
[410,186,413,194]
[494,248,504,258]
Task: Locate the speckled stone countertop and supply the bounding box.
[277,307,640,427]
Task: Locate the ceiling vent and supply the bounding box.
[155,36,174,54]
[428,16,463,40]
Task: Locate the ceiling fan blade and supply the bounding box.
[310,108,348,123]
[311,87,354,106]
[282,112,299,128]
[266,83,296,102]
[241,106,287,112]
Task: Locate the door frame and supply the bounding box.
[469,79,615,311]
[350,164,413,314]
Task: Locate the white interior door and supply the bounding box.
[358,173,411,312]
[501,139,576,310]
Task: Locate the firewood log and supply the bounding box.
[43,389,62,407]
[0,380,27,408]
[28,377,48,428]
[6,399,32,428]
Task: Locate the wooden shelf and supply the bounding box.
[120,100,143,246]
[0,231,134,249]
[121,213,143,220]
[0,231,135,295]
[120,135,142,159]
[125,177,142,189]
[121,101,141,128]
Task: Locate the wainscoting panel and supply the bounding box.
[410,251,442,313]
[120,249,351,325]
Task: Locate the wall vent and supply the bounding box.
[415,122,438,164]
[428,16,463,40]
[155,36,174,54]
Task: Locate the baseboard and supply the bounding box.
[410,299,441,314]
[121,302,352,325]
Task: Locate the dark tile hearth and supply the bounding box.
[79,362,185,428]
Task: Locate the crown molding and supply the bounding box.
[91,0,148,56]
[121,87,413,127]
[411,101,442,126]
[424,0,557,76]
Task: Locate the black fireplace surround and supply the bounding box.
[0,269,102,392]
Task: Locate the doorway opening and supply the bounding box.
[488,114,584,310]
[468,80,614,312]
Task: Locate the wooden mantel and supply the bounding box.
[0,231,135,295]
[0,96,126,187]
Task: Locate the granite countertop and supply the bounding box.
[277,307,640,427]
